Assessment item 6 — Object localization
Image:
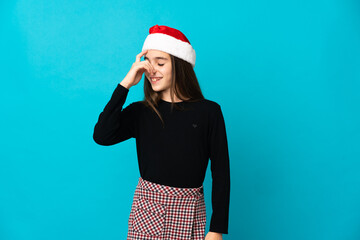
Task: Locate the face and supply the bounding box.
[144,49,172,94]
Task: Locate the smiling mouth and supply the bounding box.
[150,77,162,82]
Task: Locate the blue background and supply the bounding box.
[1,1,360,239]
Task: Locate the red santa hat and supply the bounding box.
[142,24,196,68]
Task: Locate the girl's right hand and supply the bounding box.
[121,49,155,89]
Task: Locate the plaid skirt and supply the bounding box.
[127,177,206,240]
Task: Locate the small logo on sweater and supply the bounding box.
[192,123,198,128]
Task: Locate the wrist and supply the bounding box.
[120,81,132,90]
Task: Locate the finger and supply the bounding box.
[145,61,155,74]
[141,61,154,75]
[141,63,152,75]
[136,49,148,63]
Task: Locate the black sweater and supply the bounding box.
[93,83,230,234]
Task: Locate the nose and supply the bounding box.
[151,65,158,75]
[146,67,154,75]
[152,64,159,72]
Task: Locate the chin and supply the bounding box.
[152,87,165,92]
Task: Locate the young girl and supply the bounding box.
[93,24,230,240]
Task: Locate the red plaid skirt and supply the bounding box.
[127,177,206,240]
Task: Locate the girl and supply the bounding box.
[93,24,230,240]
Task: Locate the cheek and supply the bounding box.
[164,66,172,76]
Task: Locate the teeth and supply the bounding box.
[151,78,161,82]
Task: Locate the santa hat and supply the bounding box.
[142,24,196,68]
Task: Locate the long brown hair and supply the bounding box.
[140,54,204,128]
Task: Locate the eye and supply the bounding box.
[158,64,164,66]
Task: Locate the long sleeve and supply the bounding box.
[93,83,138,146]
[208,104,231,234]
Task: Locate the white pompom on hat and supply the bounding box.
[142,24,196,68]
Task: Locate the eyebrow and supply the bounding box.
[144,55,168,61]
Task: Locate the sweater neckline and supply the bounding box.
[160,99,187,104]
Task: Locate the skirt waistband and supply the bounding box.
[138,177,204,198]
